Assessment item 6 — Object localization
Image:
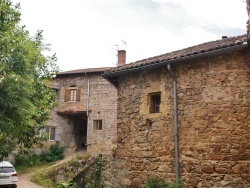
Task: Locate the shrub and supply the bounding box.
[57,180,77,188]
[15,142,65,171]
[145,177,182,188]
[40,142,65,163]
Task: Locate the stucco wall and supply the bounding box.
[103,50,250,187]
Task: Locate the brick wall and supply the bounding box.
[102,49,250,187]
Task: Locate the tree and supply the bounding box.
[0,0,58,159]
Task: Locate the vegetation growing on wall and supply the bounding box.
[145,177,182,188]
[31,153,91,188]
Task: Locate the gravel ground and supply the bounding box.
[17,172,44,188]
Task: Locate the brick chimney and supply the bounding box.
[117,50,126,66]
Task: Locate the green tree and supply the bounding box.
[0,0,58,159]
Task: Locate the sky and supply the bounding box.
[12,0,247,72]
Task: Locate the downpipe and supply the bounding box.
[167,64,179,185]
[85,72,90,116]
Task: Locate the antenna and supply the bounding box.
[121,40,127,50]
[111,43,119,51]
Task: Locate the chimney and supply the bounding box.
[117,50,126,66]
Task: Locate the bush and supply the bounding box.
[57,180,77,188]
[40,142,65,163]
[145,177,182,188]
[15,142,65,170]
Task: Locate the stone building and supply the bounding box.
[45,50,126,155]
[102,35,250,187]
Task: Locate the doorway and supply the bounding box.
[73,116,87,150]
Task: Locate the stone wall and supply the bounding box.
[102,49,250,187]
[47,72,117,155]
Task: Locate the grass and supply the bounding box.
[31,152,90,188]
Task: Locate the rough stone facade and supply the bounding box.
[46,70,117,155]
[102,49,250,187]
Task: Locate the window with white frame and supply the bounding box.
[46,127,56,141]
[70,89,77,101]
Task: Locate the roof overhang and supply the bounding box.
[102,43,248,87]
[56,102,89,116]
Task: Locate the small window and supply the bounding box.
[70,89,77,101]
[149,92,161,113]
[64,86,80,102]
[93,120,103,130]
[46,127,56,141]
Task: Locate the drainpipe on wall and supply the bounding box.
[85,72,90,116]
[167,64,179,185]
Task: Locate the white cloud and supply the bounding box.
[12,0,247,71]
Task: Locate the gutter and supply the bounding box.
[85,72,90,116]
[167,64,179,185]
[102,43,247,79]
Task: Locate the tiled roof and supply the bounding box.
[57,67,113,75]
[49,81,60,90]
[56,102,88,115]
[105,34,247,74]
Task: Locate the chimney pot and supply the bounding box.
[117,50,126,66]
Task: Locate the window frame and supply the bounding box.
[148,92,161,113]
[46,127,56,141]
[93,120,103,130]
[64,86,80,102]
[70,89,77,101]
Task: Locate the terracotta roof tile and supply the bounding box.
[106,34,247,73]
[57,67,113,75]
[56,102,88,115]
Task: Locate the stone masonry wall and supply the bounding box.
[102,49,250,188]
[48,73,117,155]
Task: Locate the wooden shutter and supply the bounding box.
[76,89,81,101]
[64,89,70,102]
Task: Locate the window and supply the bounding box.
[70,89,77,101]
[93,120,103,130]
[64,86,80,102]
[46,127,56,141]
[149,92,161,113]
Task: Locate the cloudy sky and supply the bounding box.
[12,0,247,71]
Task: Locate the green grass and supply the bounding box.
[31,153,90,188]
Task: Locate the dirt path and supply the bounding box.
[17,151,86,188]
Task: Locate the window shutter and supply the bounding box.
[55,127,60,141]
[76,89,81,101]
[64,89,70,102]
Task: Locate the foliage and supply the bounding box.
[31,172,54,188]
[94,155,102,188]
[32,153,90,188]
[0,0,58,159]
[40,142,65,163]
[15,143,65,172]
[57,180,77,188]
[145,177,182,188]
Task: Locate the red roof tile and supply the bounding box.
[105,35,247,73]
[57,67,113,75]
